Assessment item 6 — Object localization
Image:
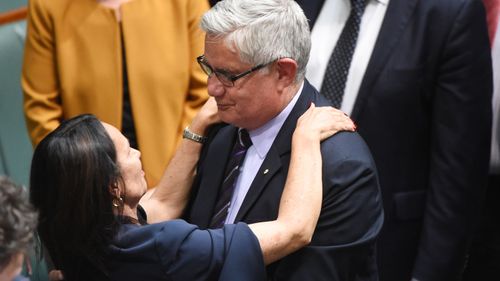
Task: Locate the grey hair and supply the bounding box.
[201,0,311,82]
[0,176,38,271]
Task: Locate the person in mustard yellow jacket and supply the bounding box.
[22,0,209,186]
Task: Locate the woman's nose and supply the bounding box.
[133,148,141,158]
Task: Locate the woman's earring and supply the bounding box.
[112,197,123,208]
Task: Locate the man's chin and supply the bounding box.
[219,113,236,125]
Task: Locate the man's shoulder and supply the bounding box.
[320,131,376,167]
[322,131,369,151]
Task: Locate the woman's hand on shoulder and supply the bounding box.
[294,103,356,143]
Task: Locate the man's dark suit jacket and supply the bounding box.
[186,80,384,281]
[296,0,493,280]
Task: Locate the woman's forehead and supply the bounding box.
[101,122,127,149]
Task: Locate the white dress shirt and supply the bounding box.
[306,0,389,115]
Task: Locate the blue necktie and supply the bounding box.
[320,0,367,108]
[210,129,252,228]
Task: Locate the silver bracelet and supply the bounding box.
[183,126,207,144]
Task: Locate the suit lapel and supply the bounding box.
[189,126,238,228]
[234,147,284,222]
[351,0,419,120]
[235,81,317,221]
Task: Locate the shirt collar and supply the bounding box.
[247,81,304,159]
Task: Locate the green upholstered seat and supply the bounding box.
[0,0,27,12]
[0,20,32,186]
[0,15,49,281]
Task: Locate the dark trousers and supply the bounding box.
[462,174,500,280]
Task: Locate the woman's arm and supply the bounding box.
[249,104,355,265]
[140,98,219,223]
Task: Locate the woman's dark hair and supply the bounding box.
[30,114,121,281]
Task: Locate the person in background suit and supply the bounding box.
[22,0,210,186]
[463,1,500,279]
[294,0,493,280]
[0,176,38,281]
[186,0,384,280]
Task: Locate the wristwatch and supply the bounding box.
[183,126,207,144]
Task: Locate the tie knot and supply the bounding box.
[238,129,252,148]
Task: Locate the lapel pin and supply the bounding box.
[263,169,269,175]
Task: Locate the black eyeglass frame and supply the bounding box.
[197,55,273,87]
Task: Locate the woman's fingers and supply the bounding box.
[297,104,356,141]
[189,97,221,135]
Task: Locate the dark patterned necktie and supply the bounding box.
[320,0,367,108]
[209,129,252,228]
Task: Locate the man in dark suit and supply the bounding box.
[185,0,384,280]
[295,0,493,280]
[463,2,500,279]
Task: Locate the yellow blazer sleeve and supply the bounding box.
[22,0,61,146]
[180,0,210,134]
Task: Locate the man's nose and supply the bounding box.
[207,75,225,97]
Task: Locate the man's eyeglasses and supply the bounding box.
[197,55,272,87]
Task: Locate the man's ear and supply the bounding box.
[275,58,298,90]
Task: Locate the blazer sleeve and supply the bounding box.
[22,0,62,146]
[272,132,384,281]
[155,221,266,281]
[179,0,210,134]
[413,1,492,280]
[109,220,265,280]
